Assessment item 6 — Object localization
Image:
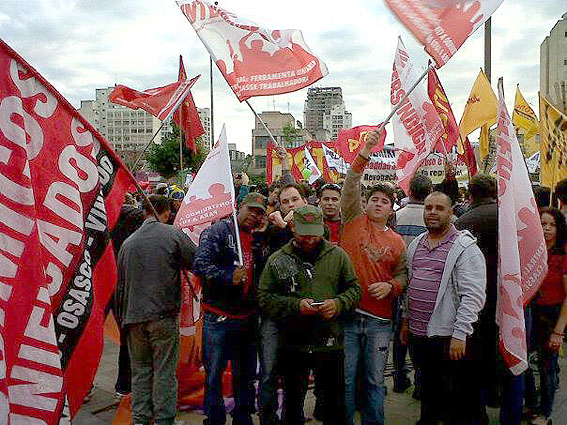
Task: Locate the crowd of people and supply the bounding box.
[112,133,567,425]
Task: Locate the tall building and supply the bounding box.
[303,87,344,136]
[198,107,211,147]
[540,13,567,111]
[78,87,164,168]
[228,143,247,172]
[323,102,353,140]
[250,111,312,176]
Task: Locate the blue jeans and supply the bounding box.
[344,314,391,425]
[203,312,257,425]
[258,316,280,425]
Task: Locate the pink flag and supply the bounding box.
[391,37,443,192]
[109,75,200,122]
[178,0,328,102]
[496,78,548,375]
[385,0,504,67]
[174,125,236,244]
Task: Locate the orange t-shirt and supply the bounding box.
[340,214,406,318]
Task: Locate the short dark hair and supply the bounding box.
[279,183,306,200]
[469,173,497,201]
[540,207,567,255]
[533,185,552,208]
[426,191,453,208]
[143,194,170,215]
[409,174,433,202]
[555,179,567,205]
[366,183,395,206]
[319,183,341,197]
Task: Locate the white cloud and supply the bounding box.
[1,0,565,153]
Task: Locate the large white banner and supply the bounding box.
[391,37,444,192]
[496,79,548,375]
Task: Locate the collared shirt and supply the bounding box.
[408,225,458,336]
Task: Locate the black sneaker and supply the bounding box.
[393,376,412,393]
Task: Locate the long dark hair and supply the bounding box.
[540,207,567,255]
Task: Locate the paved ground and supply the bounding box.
[76,338,567,424]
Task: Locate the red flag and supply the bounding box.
[385,0,504,67]
[336,125,386,164]
[109,75,199,122]
[427,67,459,153]
[461,136,478,176]
[173,56,205,152]
[496,78,548,375]
[0,39,137,423]
[179,0,328,102]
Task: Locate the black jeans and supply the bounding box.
[280,348,345,425]
[410,335,482,425]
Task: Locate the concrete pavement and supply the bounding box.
[76,338,567,424]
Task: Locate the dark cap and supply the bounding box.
[293,205,324,236]
[241,192,267,212]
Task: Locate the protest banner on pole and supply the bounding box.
[178,0,328,102]
[539,94,567,189]
[391,37,444,193]
[496,78,548,375]
[0,38,137,423]
[385,0,504,67]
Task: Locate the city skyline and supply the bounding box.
[2,1,565,154]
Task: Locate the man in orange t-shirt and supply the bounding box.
[340,131,407,425]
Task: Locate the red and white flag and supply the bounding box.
[427,66,459,154]
[174,124,236,245]
[0,39,137,423]
[336,125,387,164]
[496,78,548,375]
[174,55,205,152]
[178,0,328,102]
[391,37,443,192]
[109,75,200,122]
[304,146,323,184]
[385,0,504,67]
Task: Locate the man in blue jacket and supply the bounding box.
[194,193,268,425]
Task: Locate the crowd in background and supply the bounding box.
[111,136,567,425]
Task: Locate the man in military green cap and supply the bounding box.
[258,205,361,425]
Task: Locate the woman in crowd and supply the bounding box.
[528,207,567,425]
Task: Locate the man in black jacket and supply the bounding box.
[456,174,522,425]
[194,193,268,425]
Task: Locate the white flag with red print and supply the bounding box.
[385,0,504,67]
[178,0,328,102]
[304,146,323,184]
[496,78,548,375]
[391,37,443,192]
[174,124,236,244]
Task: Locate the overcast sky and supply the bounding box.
[1,1,565,153]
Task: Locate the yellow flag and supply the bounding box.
[459,70,498,143]
[540,94,567,188]
[512,85,539,140]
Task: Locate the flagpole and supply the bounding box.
[210,55,215,149]
[231,209,244,266]
[377,63,435,132]
[131,120,167,172]
[245,99,280,147]
[179,106,184,186]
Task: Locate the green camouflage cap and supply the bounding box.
[293,205,324,236]
[241,192,267,212]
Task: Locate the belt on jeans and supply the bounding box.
[202,303,254,320]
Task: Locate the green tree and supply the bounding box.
[282,122,299,147]
[146,126,208,179]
